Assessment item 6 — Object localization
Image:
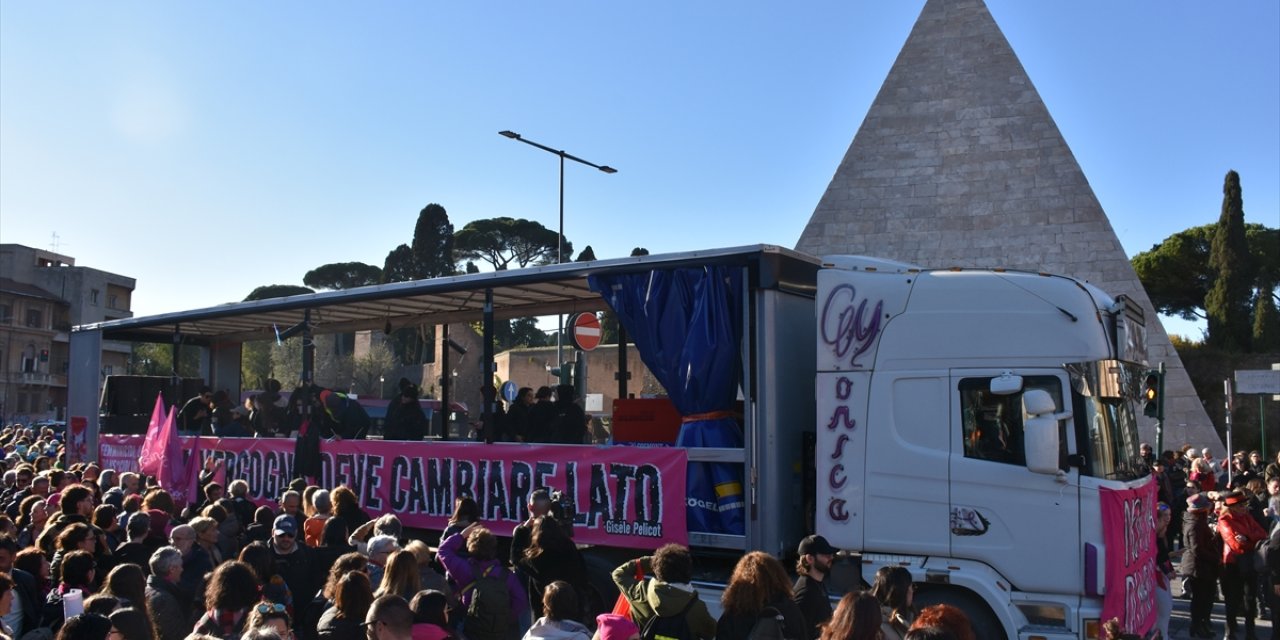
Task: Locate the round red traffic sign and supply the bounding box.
[568,312,602,351]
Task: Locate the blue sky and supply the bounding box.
[2,1,1276,340]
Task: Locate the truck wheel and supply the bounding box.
[912,586,1006,639]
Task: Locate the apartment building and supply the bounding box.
[0,244,135,425]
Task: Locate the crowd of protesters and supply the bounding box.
[11,410,1270,640]
[0,420,993,640]
[1144,443,1280,640]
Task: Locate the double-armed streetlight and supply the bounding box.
[498,130,616,264]
[498,130,616,378]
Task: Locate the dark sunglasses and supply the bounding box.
[256,602,287,614]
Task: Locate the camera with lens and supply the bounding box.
[548,489,576,537]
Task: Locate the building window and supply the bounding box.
[0,304,10,324]
[90,289,100,305]
[25,308,43,329]
[108,294,118,309]
[16,394,27,414]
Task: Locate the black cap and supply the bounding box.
[798,534,837,556]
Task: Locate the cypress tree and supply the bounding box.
[1253,282,1280,351]
[411,203,456,279]
[1204,170,1253,351]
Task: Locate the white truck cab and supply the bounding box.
[816,256,1152,639]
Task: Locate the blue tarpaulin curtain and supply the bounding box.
[588,267,745,535]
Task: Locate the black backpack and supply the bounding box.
[462,564,512,640]
[746,606,789,640]
[641,596,699,640]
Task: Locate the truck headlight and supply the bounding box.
[1014,603,1067,627]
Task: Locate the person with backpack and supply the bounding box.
[437,523,527,640]
[611,544,715,640]
[714,552,806,640]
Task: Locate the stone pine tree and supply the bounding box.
[1205,170,1253,351]
[303,262,382,290]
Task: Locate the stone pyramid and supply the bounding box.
[796,0,1220,452]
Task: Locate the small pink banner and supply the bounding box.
[1099,477,1157,635]
[100,435,688,549]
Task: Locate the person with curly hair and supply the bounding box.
[329,487,369,532]
[611,544,714,640]
[438,523,527,640]
[818,591,881,640]
[715,552,806,640]
[908,605,973,640]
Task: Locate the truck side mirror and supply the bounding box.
[989,372,1023,395]
[1023,389,1066,477]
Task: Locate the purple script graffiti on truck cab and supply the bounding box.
[825,374,856,522]
[820,283,883,367]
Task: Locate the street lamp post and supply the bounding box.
[498,130,616,378]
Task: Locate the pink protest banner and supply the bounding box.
[100,434,688,549]
[1099,477,1157,635]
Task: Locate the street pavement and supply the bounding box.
[1167,579,1273,640]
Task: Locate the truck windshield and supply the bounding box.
[1066,360,1147,481]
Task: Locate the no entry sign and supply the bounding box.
[568,312,602,351]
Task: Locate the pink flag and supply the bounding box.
[137,394,167,477]
[156,406,188,502]
[182,434,203,506]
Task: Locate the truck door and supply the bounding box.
[948,370,1080,594]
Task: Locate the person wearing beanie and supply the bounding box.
[593,614,640,640]
[1179,493,1217,639]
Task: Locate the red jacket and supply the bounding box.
[1218,509,1267,565]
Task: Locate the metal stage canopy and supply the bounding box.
[74,245,820,345]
